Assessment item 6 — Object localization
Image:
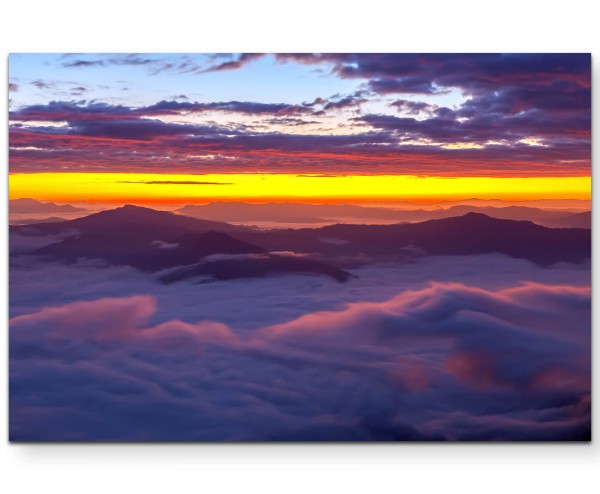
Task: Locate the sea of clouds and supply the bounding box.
[9,241,591,441]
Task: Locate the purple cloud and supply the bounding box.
[8,54,591,175]
[200,53,265,73]
[9,282,591,441]
[323,95,367,111]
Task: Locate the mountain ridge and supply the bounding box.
[11,207,591,276]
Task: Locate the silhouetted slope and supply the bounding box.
[15,207,590,276]
[237,213,591,266]
[25,205,350,281]
[398,213,589,264]
[176,202,578,227]
[544,211,591,229]
[177,203,335,223]
[36,228,266,271]
[438,205,570,224]
[12,204,249,237]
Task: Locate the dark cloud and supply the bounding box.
[8,118,589,175]
[276,53,590,92]
[390,99,436,114]
[10,99,316,122]
[8,53,591,175]
[262,117,321,127]
[356,103,590,144]
[302,91,369,112]
[63,54,163,70]
[8,121,589,175]
[10,100,137,121]
[276,54,591,138]
[9,82,19,92]
[143,99,314,116]
[70,86,88,96]
[295,174,339,178]
[31,79,53,90]
[275,53,342,66]
[368,77,438,95]
[61,54,263,77]
[63,59,106,68]
[68,118,224,141]
[303,97,327,107]
[182,130,395,152]
[117,180,234,185]
[201,53,265,73]
[323,95,367,111]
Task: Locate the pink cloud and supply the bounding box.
[9,282,591,441]
[10,295,236,348]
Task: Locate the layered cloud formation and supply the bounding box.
[9,53,590,175]
[10,281,590,441]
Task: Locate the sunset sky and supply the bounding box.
[8,53,591,204]
[8,51,593,444]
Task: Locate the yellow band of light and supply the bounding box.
[9,173,591,204]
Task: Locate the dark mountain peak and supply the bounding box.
[118,204,176,214]
[118,204,153,211]
[52,204,182,231]
[100,204,245,227]
[12,203,250,238]
[460,212,495,220]
[416,212,544,233]
[235,211,590,267]
[441,212,535,226]
[12,198,39,205]
[101,204,173,218]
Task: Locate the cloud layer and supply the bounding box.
[10,281,590,441]
[9,54,590,175]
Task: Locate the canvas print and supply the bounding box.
[8,53,591,441]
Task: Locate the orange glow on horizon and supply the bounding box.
[9,172,591,205]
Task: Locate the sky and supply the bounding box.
[8,53,591,204]
[7,52,592,443]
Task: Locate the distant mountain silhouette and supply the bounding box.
[23,205,350,281]
[236,212,591,266]
[176,201,580,228]
[437,205,570,225]
[10,198,87,214]
[177,203,336,224]
[10,216,68,225]
[543,211,591,229]
[434,198,590,211]
[11,204,249,237]
[14,207,590,278]
[36,228,267,271]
